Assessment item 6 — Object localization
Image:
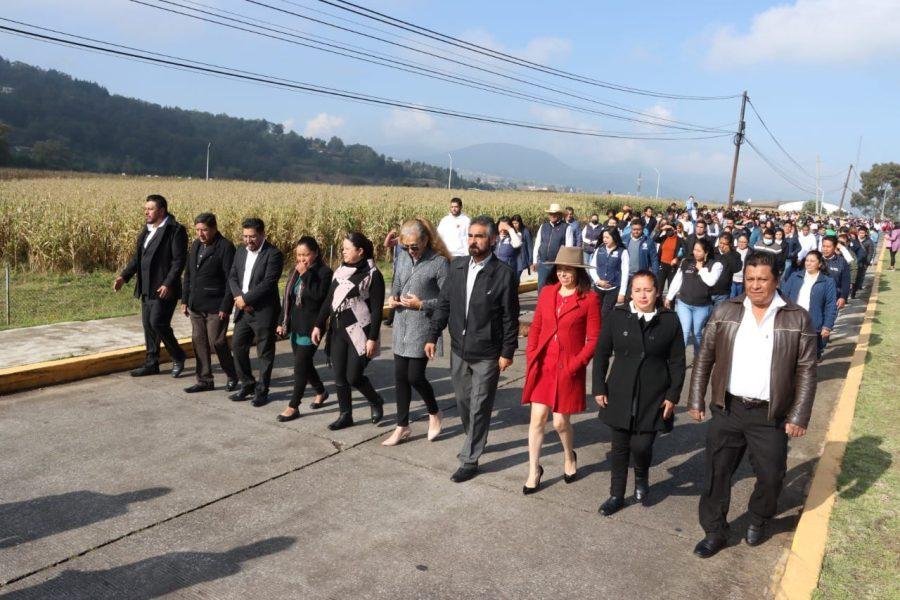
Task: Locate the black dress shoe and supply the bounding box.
[693,536,727,558]
[229,385,255,402]
[184,383,213,394]
[276,410,300,423]
[251,390,270,407]
[370,398,384,424]
[450,466,478,483]
[634,477,650,504]
[225,379,239,392]
[745,524,765,546]
[328,412,354,431]
[599,496,625,517]
[564,451,578,484]
[171,361,185,378]
[130,365,160,377]
[310,390,329,409]
[523,465,544,495]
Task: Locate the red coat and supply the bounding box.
[522,283,601,413]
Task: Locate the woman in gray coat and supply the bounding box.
[382,217,451,446]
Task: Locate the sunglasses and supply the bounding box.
[406,244,421,252]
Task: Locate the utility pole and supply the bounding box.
[653,168,660,199]
[727,91,748,210]
[837,164,853,214]
[637,171,642,196]
[206,142,211,181]
[447,153,453,190]
[816,155,821,214]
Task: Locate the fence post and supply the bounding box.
[4,264,9,326]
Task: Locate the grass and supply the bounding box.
[0,261,395,331]
[814,255,899,599]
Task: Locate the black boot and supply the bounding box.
[370,396,384,424]
[634,477,650,505]
[328,412,354,430]
[599,496,625,516]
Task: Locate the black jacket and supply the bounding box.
[120,214,188,300]
[592,305,686,433]
[228,241,284,324]
[710,249,743,296]
[428,255,519,361]
[279,260,333,338]
[182,233,236,314]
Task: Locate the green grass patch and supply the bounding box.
[814,255,900,599]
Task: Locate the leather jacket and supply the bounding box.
[689,294,817,427]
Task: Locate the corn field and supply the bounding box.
[0,173,663,272]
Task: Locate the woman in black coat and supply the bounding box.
[275,236,333,422]
[592,270,686,516]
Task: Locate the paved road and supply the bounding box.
[0,285,872,599]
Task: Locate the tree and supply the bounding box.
[326,136,345,153]
[32,139,72,169]
[851,162,900,218]
[801,200,819,214]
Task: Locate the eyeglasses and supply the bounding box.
[406,244,421,252]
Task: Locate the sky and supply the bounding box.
[2,0,898,201]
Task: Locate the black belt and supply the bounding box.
[725,392,769,409]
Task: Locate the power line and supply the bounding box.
[745,137,817,195]
[132,0,729,135]
[0,22,733,143]
[318,0,741,101]
[746,98,817,180]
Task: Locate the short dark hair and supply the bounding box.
[450,197,463,206]
[630,269,657,291]
[242,217,265,233]
[630,217,643,227]
[762,227,775,237]
[745,249,780,276]
[194,212,217,228]
[643,206,653,212]
[821,235,838,247]
[565,206,575,213]
[146,194,167,211]
[345,231,374,260]
[469,214,496,237]
[296,235,320,255]
[719,232,734,247]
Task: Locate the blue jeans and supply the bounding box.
[711,294,729,307]
[675,300,712,356]
[781,261,795,284]
[730,282,744,298]
[537,263,554,291]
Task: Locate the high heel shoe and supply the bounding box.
[522,465,544,495]
[564,450,578,484]
[427,411,443,441]
[382,427,411,446]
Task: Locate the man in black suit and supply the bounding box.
[425,215,520,483]
[228,217,284,406]
[114,194,188,377]
[181,212,238,394]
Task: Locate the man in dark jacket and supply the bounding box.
[780,221,801,283]
[851,227,875,298]
[114,194,188,377]
[426,215,519,483]
[688,251,816,558]
[228,218,284,406]
[821,236,849,310]
[181,212,238,394]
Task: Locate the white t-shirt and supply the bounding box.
[437,213,471,257]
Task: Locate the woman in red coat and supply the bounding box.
[521,247,601,494]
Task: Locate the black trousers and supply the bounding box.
[290,342,325,409]
[394,355,439,427]
[699,399,788,538]
[141,296,186,366]
[657,263,677,295]
[330,329,381,417]
[595,287,620,321]
[852,262,868,297]
[608,426,657,497]
[188,309,236,385]
[890,249,897,268]
[231,313,277,392]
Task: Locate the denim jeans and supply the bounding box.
[537,263,554,292]
[675,300,712,356]
[730,282,744,298]
[711,294,729,307]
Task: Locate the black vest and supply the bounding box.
[710,251,742,296]
[677,259,712,306]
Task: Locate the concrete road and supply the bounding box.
[0,287,871,599]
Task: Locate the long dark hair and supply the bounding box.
[344,231,374,261]
[546,265,593,295]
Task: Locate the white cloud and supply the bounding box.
[303,113,345,138]
[382,108,435,138]
[706,0,900,68]
[459,30,572,65]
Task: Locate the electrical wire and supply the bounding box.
[0,22,734,142]
[745,137,817,195]
[746,98,817,181]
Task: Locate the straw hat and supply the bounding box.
[546,246,594,269]
[544,202,565,214]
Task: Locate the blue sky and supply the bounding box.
[2,0,898,201]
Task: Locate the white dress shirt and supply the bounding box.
[241,240,265,294]
[629,301,657,322]
[465,254,491,323]
[437,213,471,257]
[143,215,169,248]
[727,294,787,401]
[532,221,575,264]
[796,271,818,311]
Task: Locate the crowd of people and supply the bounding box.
[114,193,894,559]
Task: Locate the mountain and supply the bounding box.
[0,58,487,188]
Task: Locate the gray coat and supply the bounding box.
[391,248,450,358]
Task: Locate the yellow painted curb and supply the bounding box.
[0,281,539,396]
[773,245,886,600]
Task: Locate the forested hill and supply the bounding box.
[0,58,486,188]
